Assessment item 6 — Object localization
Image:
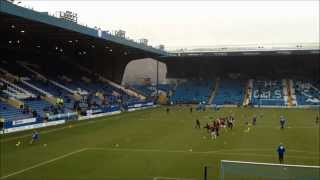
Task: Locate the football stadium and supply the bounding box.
[0,1,319,179]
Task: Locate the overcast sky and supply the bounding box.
[20,1,319,50]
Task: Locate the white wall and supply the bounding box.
[122,58,167,85]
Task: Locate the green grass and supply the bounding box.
[0,106,319,180]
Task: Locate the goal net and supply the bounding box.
[220,160,320,180]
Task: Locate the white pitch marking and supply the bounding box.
[153,176,195,180]
[0,126,69,143]
[0,148,87,179]
[0,114,122,143]
[87,147,318,160]
[1,147,318,179]
[254,126,316,129]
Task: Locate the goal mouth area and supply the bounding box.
[221,160,320,168]
[219,160,320,180]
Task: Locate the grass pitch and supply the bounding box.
[0,106,319,180]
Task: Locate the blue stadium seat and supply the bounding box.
[0,101,32,121]
[294,80,320,106]
[250,80,284,106]
[213,79,245,105]
[132,85,155,97]
[24,99,51,116]
[171,80,213,104]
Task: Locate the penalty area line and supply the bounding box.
[87,147,318,160]
[0,148,88,179]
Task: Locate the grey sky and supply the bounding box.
[20,1,319,50]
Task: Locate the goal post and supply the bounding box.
[220,160,320,180]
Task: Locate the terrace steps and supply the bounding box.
[242,79,253,106]
[99,76,145,99]
[1,65,62,106]
[0,78,36,99]
[282,79,291,106]
[73,63,146,100]
[282,79,297,107]
[288,79,297,106]
[0,67,19,81]
[17,61,47,81]
[49,80,76,95]
[18,62,76,95]
[0,96,24,109]
[42,95,57,105]
[208,77,219,104]
[20,78,53,97]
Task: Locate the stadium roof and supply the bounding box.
[0,0,168,57]
[1,0,318,61]
[164,46,320,58]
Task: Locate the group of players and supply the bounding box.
[21,106,318,166]
[196,115,235,140]
[249,114,288,130]
[192,109,296,141]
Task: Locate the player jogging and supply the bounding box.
[214,120,220,136]
[211,128,217,140]
[195,119,201,128]
[280,115,286,130]
[228,116,234,130]
[252,115,257,126]
[30,130,39,144]
[204,123,210,133]
[277,143,286,164]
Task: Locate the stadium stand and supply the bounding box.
[250,79,285,106]
[21,60,136,105]
[131,84,172,97]
[294,80,320,106]
[212,79,245,105]
[0,0,318,138]
[0,58,152,126]
[242,79,253,106]
[0,101,32,121]
[132,84,156,97]
[170,80,213,104]
[0,78,35,99]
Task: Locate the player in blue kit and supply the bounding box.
[30,130,39,144]
[277,143,286,164]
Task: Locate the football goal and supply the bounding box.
[219,160,320,180]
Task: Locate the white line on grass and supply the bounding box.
[1,111,318,143]
[206,148,319,155]
[0,126,70,143]
[1,147,318,179]
[87,147,318,160]
[3,124,317,143]
[153,176,195,180]
[253,126,318,129]
[0,148,87,179]
[0,115,123,143]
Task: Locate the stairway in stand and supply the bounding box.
[285,79,297,107]
[208,77,219,104]
[73,62,146,100]
[242,79,253,106]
